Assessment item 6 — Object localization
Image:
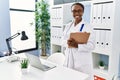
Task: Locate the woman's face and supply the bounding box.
[71,5,84,22]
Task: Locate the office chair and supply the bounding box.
[112,73,120,80]
[47,53,65,65]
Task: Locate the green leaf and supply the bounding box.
[21,59,28,68]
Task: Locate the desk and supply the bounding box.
[0,53,88,80]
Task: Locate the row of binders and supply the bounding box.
[94,28,112,54]
[51,7,63,26]
[92,2,113,26]
[51,3,73,26]
[51,27,62,45]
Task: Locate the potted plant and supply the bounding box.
[35,0,50,56]
[21,59,29,73]
[99,60,105,70]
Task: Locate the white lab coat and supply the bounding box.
[62,20,95,80]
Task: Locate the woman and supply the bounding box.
[62,3,95,80]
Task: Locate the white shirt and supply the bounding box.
[62,20,95,78]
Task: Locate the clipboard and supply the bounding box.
[70,32,90,44]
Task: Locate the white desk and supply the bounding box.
[0,53,88,80]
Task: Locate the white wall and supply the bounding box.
[0,0,10,52]
[111,0,120,75]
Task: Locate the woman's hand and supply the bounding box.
[67,38,78,48]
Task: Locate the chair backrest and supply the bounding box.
[47,53,65,65]
[112,74,120,80]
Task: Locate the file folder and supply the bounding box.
[96,4,102,24]
[99,30,106,48]
[92,5,97,24]
[94,30,100,49]
[105,31,111,51]
[70,32,90,44]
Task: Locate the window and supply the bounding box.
[9,0,37,53]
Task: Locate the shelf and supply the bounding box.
[94,67,108,73]
[51,43,62,46]
[93,49,111,56]
[51,44,62,54]
[93,68,109,79]
[51,1,118,80]
[92,53,109,73]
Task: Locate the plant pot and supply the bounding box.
[21,68,28,74]
[99,66,105,70]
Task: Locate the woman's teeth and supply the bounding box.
[75,16,79,18]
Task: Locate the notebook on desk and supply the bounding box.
[25,53,56,71]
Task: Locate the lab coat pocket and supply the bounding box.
[74,52,92,69]
[79,64,92,74]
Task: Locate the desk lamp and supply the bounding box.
[6,31,28,56]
